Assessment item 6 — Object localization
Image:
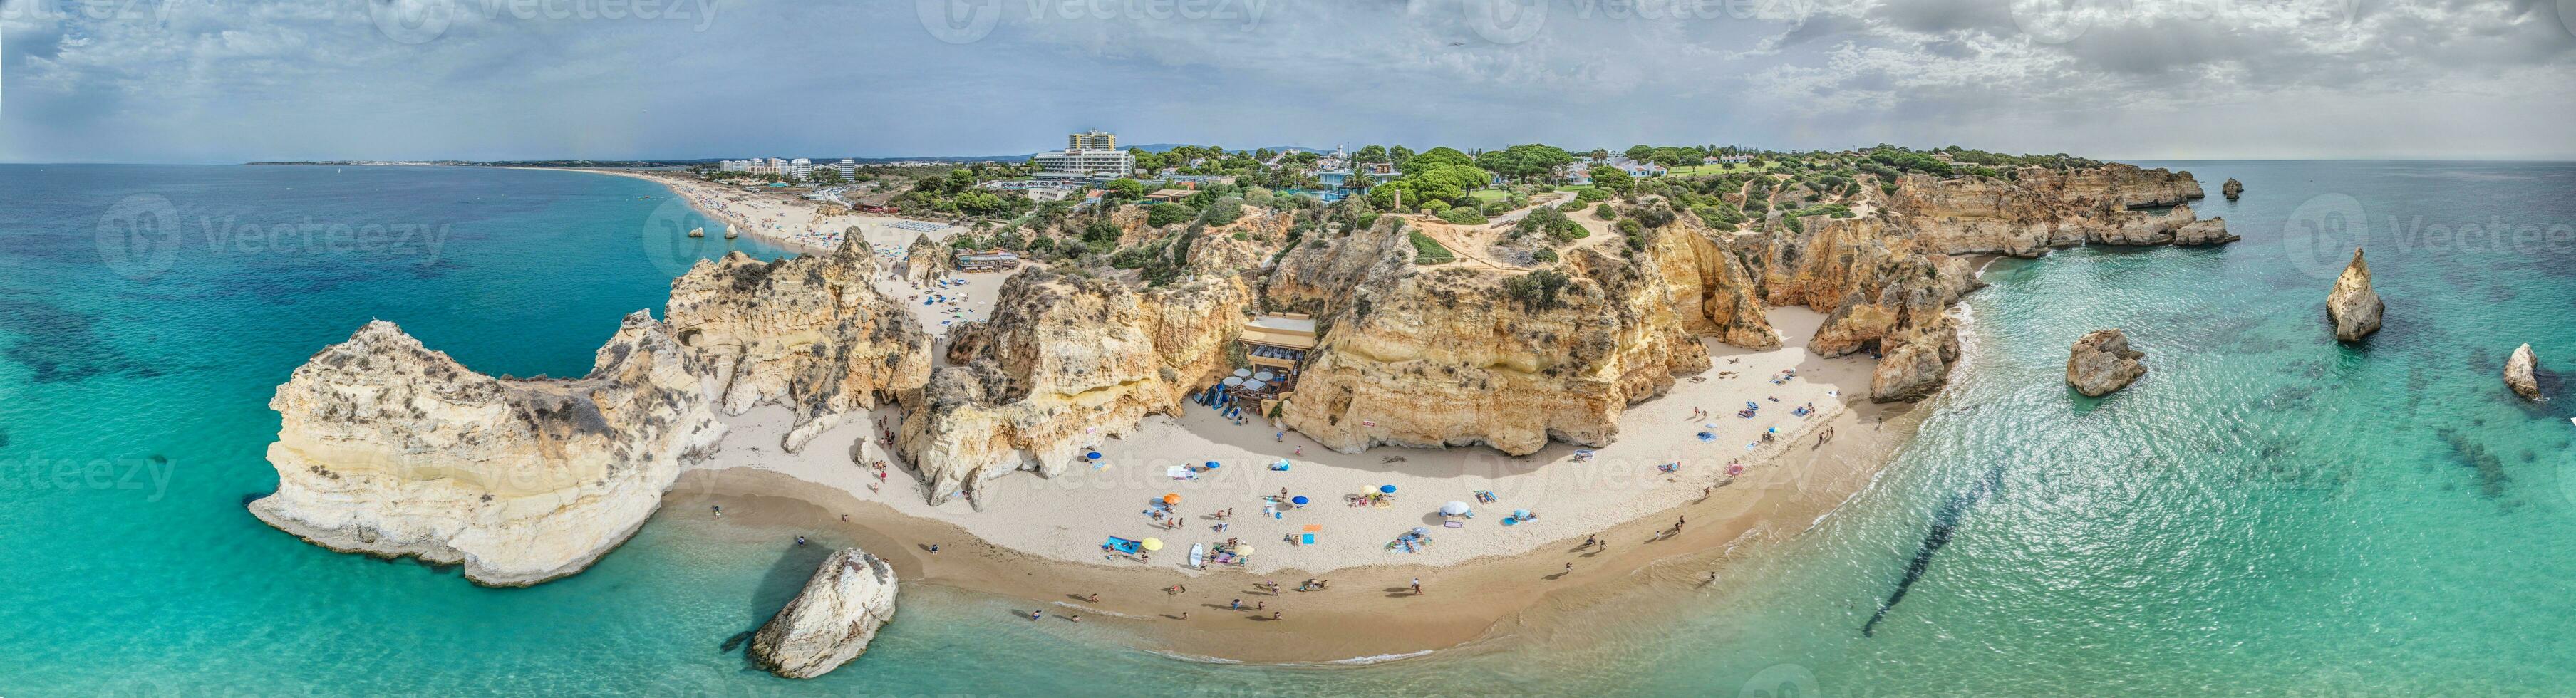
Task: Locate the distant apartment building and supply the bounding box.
[833,159,858,178]
[788,158,813,179]
[1067,130,1117,150]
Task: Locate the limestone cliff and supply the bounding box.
[2066,329,2147,397]
[902,233,950,283]
[896,271,1250,507]
[2327,249,2384,342]
[1747,215,1978,402]
[749,548,899,679]
[249,312,725,586]
[1272,227,1717,455]
[2506,343,2541,400]
[666,244,934,451]
[1881,167,2233,256]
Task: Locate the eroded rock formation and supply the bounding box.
[1272,226,1724,454]
[249,312,725,586]
[2506,343,2541,400]
[2222,178,2243,200]
[901,233,950,283]
[2066,329,2147,397]
[666,244,934,451]
[2327,249,2384,342]
[750,548,899,679]
[896,270,1250,507]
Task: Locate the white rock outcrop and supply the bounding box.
[2327,249,2384,342]
[2066,329,2147,397]
[2507,343,2542,400]
[249,311,725,586]
[750,548,900,679]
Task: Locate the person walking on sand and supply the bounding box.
[1294,445,1303,457]
[1410,578,1422,595]
[1564,562,1573,574]
[1086,593,1101,603]
[1272,610,1283,620]
[1030,610,1043,621]
[1583,533,1598,548]
[1179,611,1189,620]
[1231,599,1242,610]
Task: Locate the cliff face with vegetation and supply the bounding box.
[1271,228,1718,454]
[249,312,725,586]
[897,271,1249,507]
[666,245,933,451]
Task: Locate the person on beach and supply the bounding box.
[1583,533,1598,548]
[1179,612,1189,620]
[1293,445,1303,457]
[1564,562,1573,574]
[711,505,722,518]
[929,544,941,554]
[1410,578,1422,594]
[1276,431,1285,442]
[1087,593,1101,603]
[1030,610,1043,621]
[795,536,807,546]
[1272,611,1283,620]
[1255,601,1266,611]
[1231,599,1242,610]
[1068,614,1080,623]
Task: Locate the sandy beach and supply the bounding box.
[539,165,1941,662]
[660,305,1927,662]
[552,167,1025,334]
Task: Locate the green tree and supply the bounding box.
[1623,145,1655,162]
[1588,165,1634,193]
[1102,178,1148,202]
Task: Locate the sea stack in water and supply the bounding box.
[2506,343,2542,400]
[2326,249,2384,342]
[2222,178,2243,200]
[249,312,725,586]
[2065,329,2147,397]
[750,548,900,679]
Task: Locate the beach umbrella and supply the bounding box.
[1206,461,1221,469]
[1440,501,1471,516]
[1411,527,1431,536]
[1697,432,1714,442]
[1235,546,1253,556]
[1163,493,1181,504]
[1380,484,1397,494]
[1291,496,1310,505]
[1514,509,1531,519]
[1086,451,1102,461]
[1141,538,1164,551]
[1703,423,1720,429]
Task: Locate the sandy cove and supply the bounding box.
[660,306,1921,662]
[542,167,933,256]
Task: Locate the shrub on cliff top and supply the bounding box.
[1408,229,1456,265]
[1504,269,1573,311]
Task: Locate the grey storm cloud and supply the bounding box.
[0,0,2570,162]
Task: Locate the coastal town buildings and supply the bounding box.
[1035,140,1135,181]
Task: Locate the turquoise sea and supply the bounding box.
[3,162,2572,694]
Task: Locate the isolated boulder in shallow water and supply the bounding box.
[750,548,900,679]
[2222,178,2243,200]
[2066,329,2147,397]
[2326,249,2384,342]
[2506,343,2542,400]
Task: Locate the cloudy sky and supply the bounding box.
[3,0,2572,162]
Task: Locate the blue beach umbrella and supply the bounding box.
[1291,496,1310,505]
[1379,484,1397,494]
[1206,461,1221,469]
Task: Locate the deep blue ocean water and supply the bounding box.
[2,162,2571,694]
